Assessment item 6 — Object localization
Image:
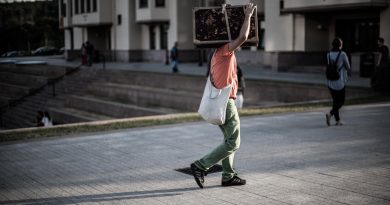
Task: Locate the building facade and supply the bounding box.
[264,0,390,72]
[59,0,390,72]
[59,0,215,62]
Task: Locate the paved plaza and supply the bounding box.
[1,103,390,204]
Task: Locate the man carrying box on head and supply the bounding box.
[191,3,256,189]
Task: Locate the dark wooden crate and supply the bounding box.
[193,5,259,48]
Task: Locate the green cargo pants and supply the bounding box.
[195,99,241,182]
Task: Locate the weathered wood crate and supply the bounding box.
[193,5,259,48]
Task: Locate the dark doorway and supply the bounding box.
[336,18,379,53]
[160,24,168,50]
[149,25,156,50]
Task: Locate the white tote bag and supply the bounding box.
[198,75,232,125]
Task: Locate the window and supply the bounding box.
[81,0,85,13]
[155,0,165,7]
[92,0,97,12]
[70,0,73,16]
[117,14,122,25]
[139,0,148,8]
[280,0,284,10]
[61,0,66,17]
[87,0,91,12]
[75,0,79,14]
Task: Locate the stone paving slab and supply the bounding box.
[0,103,390,204]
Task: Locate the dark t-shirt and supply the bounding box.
[378,45,389,65]
[171,47,178,60]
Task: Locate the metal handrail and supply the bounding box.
[0,64,82,128]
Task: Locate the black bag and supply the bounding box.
[326,51,341,80]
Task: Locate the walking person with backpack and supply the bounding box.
[170,42,179,73]
[325,37,351,126]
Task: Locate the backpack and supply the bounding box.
[326,51,341,80]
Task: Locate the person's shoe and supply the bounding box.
[190,163,205,189]
[326,113,331,126]
[335,121,344,126]
[221,176,246,187]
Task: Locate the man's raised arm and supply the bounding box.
[228,3,256,52]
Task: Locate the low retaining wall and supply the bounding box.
[66,49,377,77]
[263,51,327,72]
[98,69,373,105]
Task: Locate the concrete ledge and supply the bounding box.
[0,64,68,77]
[87,83,202,111]
[65,95,169,117]
[2,96,388,142]
[264,51,327,72]
[0,112,201,142]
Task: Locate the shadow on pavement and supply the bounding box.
[0,187,204,205]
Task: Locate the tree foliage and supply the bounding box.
[0,0,63,55]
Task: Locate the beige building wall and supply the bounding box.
[294,14,305,51]
[284,0,389,8]
[168,0,178,49]
[380,6,390,45]
[264,0,294,51]
[128,1,142,50]
[64,30,71,50]
[73,27,85,50]
[113,0,130,51]
[176,1,198,49]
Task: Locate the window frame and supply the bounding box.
[155,0,165,8]
[117,14,122,25]
[74,0,79,14]
[92,0,97,12]
[80,0,85,13]
[139,0,148,8]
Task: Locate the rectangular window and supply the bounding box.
[139,0,148,8]
[117,14,122,25]
[61,0,66,17]
[155,0,165,7]
[92,0,97,12]
[87,0,91,12]
[70,0,73,16]
[81,0,85,13]
[75,0,79,14]
[280,0,284,10]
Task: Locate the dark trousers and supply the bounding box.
[328,87,345,121]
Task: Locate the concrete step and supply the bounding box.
[289,65,325,74]
[0,96,12,107]
[0,71,48,88]
[3,119,33,130]
[0,66,101,130]
[47,107,113,124]
[87,82,202,111]
[243,100,287,108]
[0,64,68,78]
[100,70,206,93]
[65,95,174,118]
[2,109,36,129]
[0,82,31,98]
